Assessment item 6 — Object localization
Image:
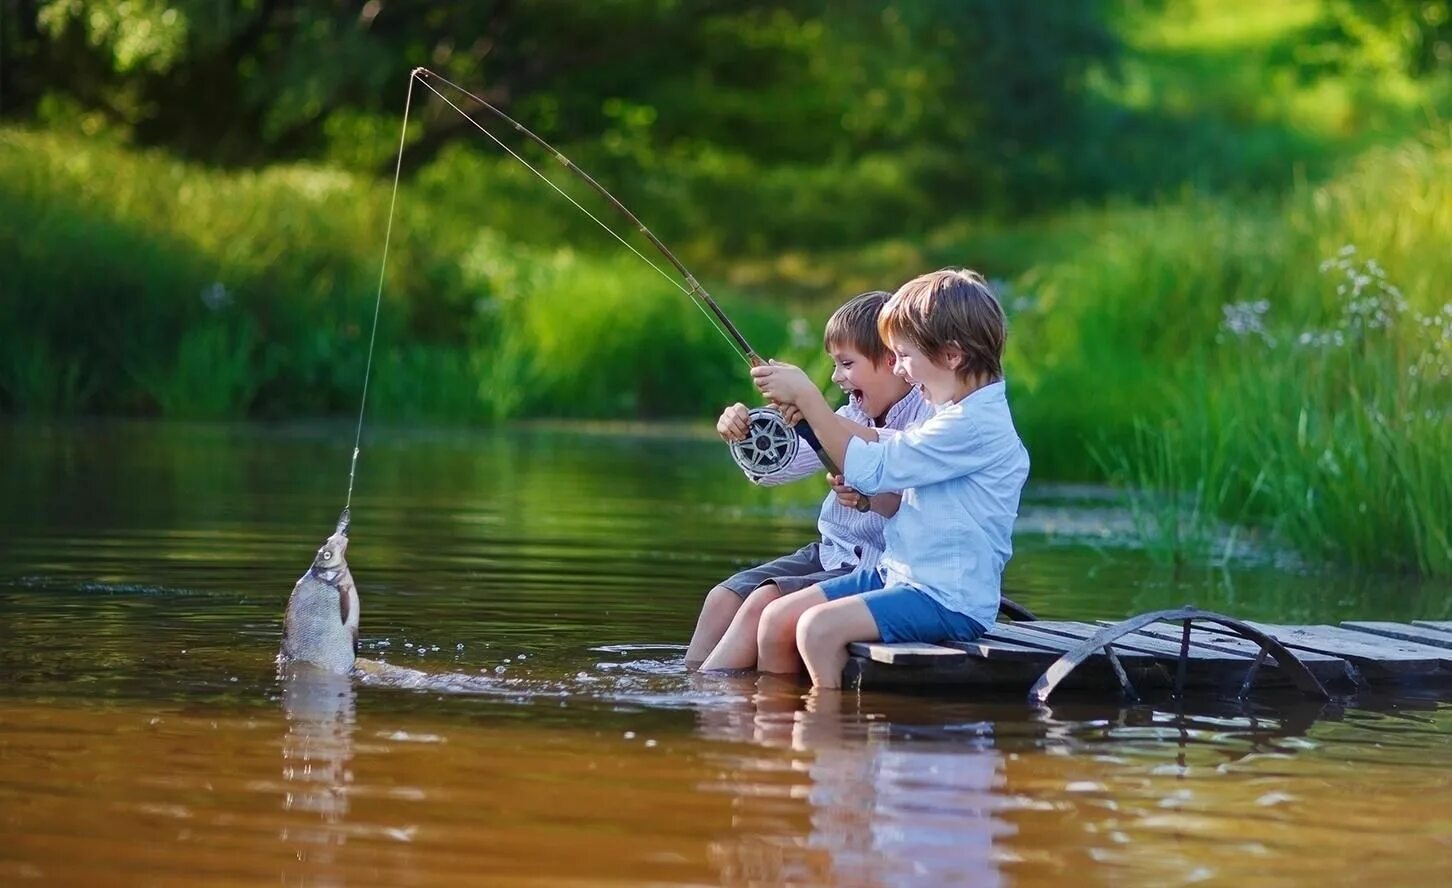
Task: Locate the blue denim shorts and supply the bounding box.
[819,567,986,644]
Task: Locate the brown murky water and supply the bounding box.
[2,420,1451,885]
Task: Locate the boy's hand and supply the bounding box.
[716,402,751,442]
[776,403,803,427]
[751,360,816,406]
[827,473,862,509]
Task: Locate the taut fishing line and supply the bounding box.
[342,69,417,519]
[347,67,858,504]
[410,69,752,365]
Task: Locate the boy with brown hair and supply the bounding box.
[751,268,1030,688]
[685,290,933,671]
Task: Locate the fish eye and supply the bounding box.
[322,550,334,561]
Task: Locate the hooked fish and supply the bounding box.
[280,509,359,675]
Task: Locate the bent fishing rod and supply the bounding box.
[369,67,868,504]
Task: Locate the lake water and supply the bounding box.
[2,420,1450,885]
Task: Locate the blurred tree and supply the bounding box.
[5,0,1124,216]
[1310,0,1451,75]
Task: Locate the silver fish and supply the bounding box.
[280,509,359,675]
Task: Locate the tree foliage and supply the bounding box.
[1313,0,1452,75]
[6,2,1121,203]
[2,1,1446,235]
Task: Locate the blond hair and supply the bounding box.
[878,269,1005,382]
[824,290,893,366]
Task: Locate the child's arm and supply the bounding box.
[752,360,1008,496]
[828,474,902,517]
[870,492,904,518]
[828,412,881,444]
[751,362,860,472]
[841,411,1005,496]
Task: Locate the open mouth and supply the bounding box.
[844,387,864,406]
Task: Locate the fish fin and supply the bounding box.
[338,584,351,626]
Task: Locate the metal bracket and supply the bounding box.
[998,595,1037,622]
[1027,606,1330,705]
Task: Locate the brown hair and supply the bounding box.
[823,290,893,366]
[878,269,1005,382]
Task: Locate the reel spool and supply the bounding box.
[729,406,799,480]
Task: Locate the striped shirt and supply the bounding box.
[748,386,933,573]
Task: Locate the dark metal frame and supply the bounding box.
[998,595,1037,622]
[1027,606,1329,704]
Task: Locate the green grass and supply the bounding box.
[4,0,1452,582]
[1057,160,1452,576]
[3,123,1450,576]
[0,127,800,422]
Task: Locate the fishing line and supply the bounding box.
[411,70,751,365]
[345,70,417,512]
[346,67,847,500]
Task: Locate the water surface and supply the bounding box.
[2,420,1450,885]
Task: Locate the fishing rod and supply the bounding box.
[399,67,867,503]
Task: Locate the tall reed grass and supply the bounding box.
[1043,136,1452,576]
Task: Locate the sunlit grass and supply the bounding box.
[1085,241,1451,577]
[2,118,1449,575]
[0,127,797,421]
[1129,0,1323,51]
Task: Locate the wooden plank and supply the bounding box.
[1212,623,1452,679]
[1114,622,1343,663]
[1120,621,1353,687]
[1022,619,1282,690]
[944,636,1063,662]
[1413,620,1452,633]
[980,622,1177,693]
[845,655,1033,690]
[1030,621,1250,663]
[847,641,968,666]
[1341,621,1452,650]
[983,623,1158,667]
[846,637,1155,692]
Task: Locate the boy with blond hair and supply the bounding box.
[751,269,1030,688]
[685,290,933,671]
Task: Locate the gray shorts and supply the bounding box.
[719,542,853,599]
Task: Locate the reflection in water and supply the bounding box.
[802,696,1006,888]
[3,421,1452,885]
[697,681,1008,887]
[280,665,357,882]
[688,681,1411,887]
[1033,696,1335,772]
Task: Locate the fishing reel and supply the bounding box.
[729,406,800,480]
[727,405,872,512]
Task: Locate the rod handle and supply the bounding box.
[794,421,871,513]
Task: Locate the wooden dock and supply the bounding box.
[844,607,1452,701]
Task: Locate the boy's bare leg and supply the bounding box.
[796,598,879,689]
[685,585,744,669]
[700,584,782,671]
[756,586,828,675]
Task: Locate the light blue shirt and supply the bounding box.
[843,381,1029,628]
[752,387,934,573]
